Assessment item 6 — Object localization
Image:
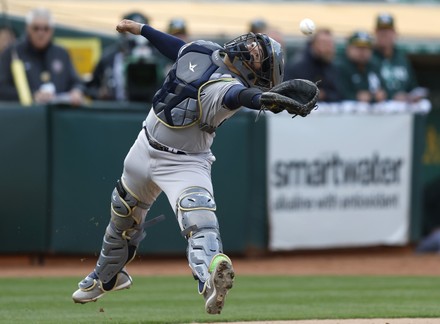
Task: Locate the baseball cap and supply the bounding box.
[376,13,394,30]
[123,12,149,24]
[347,31,373,48]
[250,19,267,34]
[168,18,187,36]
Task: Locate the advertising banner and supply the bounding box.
[267,113,413,250]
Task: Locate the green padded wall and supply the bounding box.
[211,111,267,253]
[49,106,267,255]
[0,104,49,253]
[0,101,429,255]
[49,106,178,254]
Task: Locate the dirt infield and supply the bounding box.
[2,247,440,324]
[1,246,440,278]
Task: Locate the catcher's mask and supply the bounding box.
[224,32,284,91]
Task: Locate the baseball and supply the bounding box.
[299,18,315,36]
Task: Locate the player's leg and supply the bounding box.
[177,186,235,315]
[72,130,161,303]
[154,152,235,314]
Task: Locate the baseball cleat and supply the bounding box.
[202,254,235,315]
[72,268,132,304]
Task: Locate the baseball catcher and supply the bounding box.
[72,18,318,316]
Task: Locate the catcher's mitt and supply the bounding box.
[260,79,320,117]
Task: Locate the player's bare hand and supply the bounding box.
[116,19,142,35]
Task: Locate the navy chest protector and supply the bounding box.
[152,41,228,132]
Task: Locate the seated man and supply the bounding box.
[285,28,342,102]
[335,30,387,103]
[0,7,84,105]
[372,13,424,102]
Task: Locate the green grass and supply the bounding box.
[1,275,440,323]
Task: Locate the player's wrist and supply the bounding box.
[139,23,145,34]
[238,87,262,110]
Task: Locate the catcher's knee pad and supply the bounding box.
[177,187,223,283]
[111,179,149,231]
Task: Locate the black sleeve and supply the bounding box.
[223,84,262,110]
[140,24,186,61]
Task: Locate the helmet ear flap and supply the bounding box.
[255,33,284,89]
[258,38,270,73]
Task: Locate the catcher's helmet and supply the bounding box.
[224,32,284,91]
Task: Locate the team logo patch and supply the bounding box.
[189,62,197,72]
[52,59,64,74]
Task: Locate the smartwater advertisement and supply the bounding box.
[267,113,413,250]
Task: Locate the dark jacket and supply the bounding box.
[284,43,342,102]
[372,46,419,99]
[334,52,386,102]
[0,36,83,101]
[84,43,120,100]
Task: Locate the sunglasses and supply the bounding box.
[31,25,51,32]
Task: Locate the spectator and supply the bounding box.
[0,24,17,55]
[284,28,342,102]
[86,11,163,102]
[161,18,190,75]
[249,18,268,34]
[266,27,286,50]
[372,13,423,102]
[335,30,387,103]
[167,18,189,42]
[0,7,84,105]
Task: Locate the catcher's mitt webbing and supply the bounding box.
[260,79,319,117]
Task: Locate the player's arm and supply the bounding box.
[224,80,319,117]
[223,84,262,110]
[116,19,185,61]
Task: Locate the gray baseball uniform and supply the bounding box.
[122,78,242,230]
[73,23,284,315]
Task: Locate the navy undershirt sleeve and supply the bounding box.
[140,24,186,61]
[223,85,245,110]
[223,85,262,110]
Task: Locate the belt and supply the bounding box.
[143,127,187,155]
